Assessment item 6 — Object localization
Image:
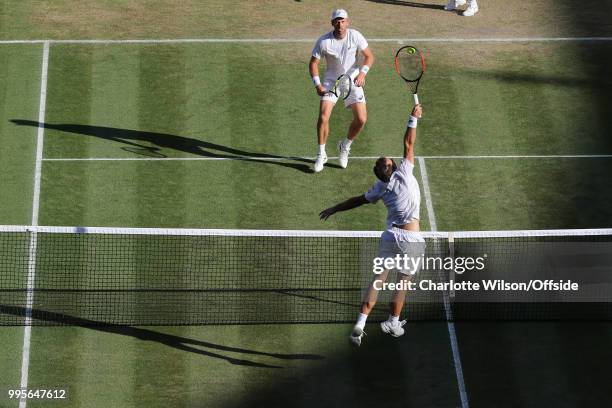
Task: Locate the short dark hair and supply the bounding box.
[373,157,397,182]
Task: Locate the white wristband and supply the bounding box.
[312,75,321,87]
[408,115,418,129]
[360,65,370,74]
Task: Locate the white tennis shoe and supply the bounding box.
[462,1,479,16]
[314,153,328,173]
[349,326,366,347]
[380,319,407,337]
[337,140,351,169]
[444,0,466,11]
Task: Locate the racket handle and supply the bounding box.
[413,93,419,105]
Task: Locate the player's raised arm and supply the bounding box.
[403,104,422,164]
[319,195,369,220]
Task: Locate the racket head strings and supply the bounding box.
[330,73,352,99]
[395,46,425,83]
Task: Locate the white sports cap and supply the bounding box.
[331,9,348,20]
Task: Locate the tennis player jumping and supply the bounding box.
[320,103,424,347]
[309,9,375,172]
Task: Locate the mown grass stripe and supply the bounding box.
[3,37,612,45]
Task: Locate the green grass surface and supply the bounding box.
[427,158,612,230]
[0,328,23,406]
[4,42,609,231]
[21,323,460,408]
[29,42,612,160]
[0,45,43,225]
[457,322,612,407]
[38,160,400,229]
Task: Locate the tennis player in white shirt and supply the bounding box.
[320,103,424,346]
[309,9,375,172]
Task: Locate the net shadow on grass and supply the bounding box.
[10,120,342,173]
[0,304,323,369]
[1,306,460,407]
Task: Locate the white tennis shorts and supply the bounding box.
[320,78,366,107]
[378,227,426,275]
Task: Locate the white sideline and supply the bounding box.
[418,157,438,232]
[2,37,612,45]
[19,41,49,408]
[418,157,469,408]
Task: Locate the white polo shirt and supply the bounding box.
[364,159,421,228]
[311,29,369,81]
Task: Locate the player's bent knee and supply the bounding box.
[354,115,367,127]
[319,109,332,121]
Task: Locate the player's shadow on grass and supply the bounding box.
[365,0,445,10]
[459,69,596,88]
[0,304,324,369]
[10,120,342,173]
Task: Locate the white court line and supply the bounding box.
[418,157,469,408]
[41,154,612,162]
[0,40,46,44]
[42,156,318,162]
[19,41,49,408]
[30,42,49,227]
[2,37,612,45]
[422,154,612,159]
[418,157,438,232]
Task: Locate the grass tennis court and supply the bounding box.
[2,1,612,407]
[12,41,612,230]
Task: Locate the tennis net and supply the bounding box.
[1,226,611,325]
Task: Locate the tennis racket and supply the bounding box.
[394,45,426,104]
[327,73,352,100]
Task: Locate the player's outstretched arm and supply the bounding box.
[319,195,369,220]
[403,104,422,164]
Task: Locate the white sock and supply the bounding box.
[356,313,368,330]
[343,138,353,148]
[318,144,326,156]
[388,314,399,325]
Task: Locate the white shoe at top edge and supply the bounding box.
[462,1,479,16]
